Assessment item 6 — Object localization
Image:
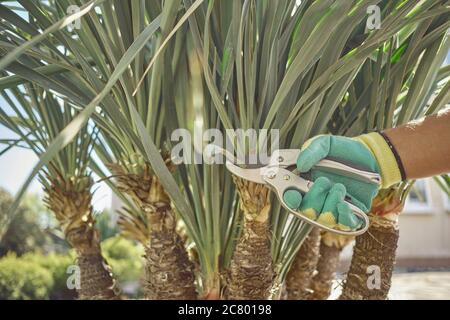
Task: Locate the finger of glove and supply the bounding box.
[316,183,346,228]
[336,202,363,231]
[283,189,303,210]
[299,177,332,220]
[297,135,331,173]
[310,170,372,212]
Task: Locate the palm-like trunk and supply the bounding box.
[226,177,274,300]
[145,205,197,299]
[76,242,118,299]
[340,190,402,300]
[309,233,353,300]
[109,161,197,300]
[44,174,118,300]
[285,228,321,299]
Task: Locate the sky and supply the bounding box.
[0,96,112,212]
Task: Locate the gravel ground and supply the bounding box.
[330,272,450,300]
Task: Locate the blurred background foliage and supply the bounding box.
[0,188,144,299]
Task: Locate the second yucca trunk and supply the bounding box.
[226,177,274,300]
[340,189,402,300]
[309,233,354,300]
[109,159,197,300]
[286,228,321,299]
[144,193,197,300]
[44,174,118,300]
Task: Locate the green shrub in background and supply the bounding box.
[21,252,77,300]
[102,236,144,284]
[0,188,14,240]
[95,210,119,241]
[0,190,67,257]
[0,252,77,300]
[0,253,54,300]
[0,237,145,299]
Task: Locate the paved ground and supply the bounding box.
[330,272,450,300]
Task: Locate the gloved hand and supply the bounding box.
[283,133,403,231]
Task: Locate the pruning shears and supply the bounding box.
[211,147,381,236]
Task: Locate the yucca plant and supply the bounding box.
[286,4,450,300]
[187,0,449,299]
[0,0,204,299]
[334,11,450,299]
[0,84,118,299]
[79,1,199,299]
[309,232,353,300]
[1,0,449,301]
[285,228,321,299]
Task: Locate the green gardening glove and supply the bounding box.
[283,133,403,231]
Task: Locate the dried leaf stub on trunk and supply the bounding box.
[43,173,118,299]
[309,232,354,300]
[226,177,274,300]
[286,228,321,300]
[108,159,197,300]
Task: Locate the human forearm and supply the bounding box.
[384,107,450,180]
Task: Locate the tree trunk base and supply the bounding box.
[286,228,321,300]
[309,242,341,300]
[226,177,274,300]
[339,215,399,300]
[78,251,119,300]
[226,219,274,300]
[144,208,197,300]
[308,233,354,300]
[43,174,119,300]
[108,161,197,300]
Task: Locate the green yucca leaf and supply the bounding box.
[3,12,163,216]
[434,175,450,197]
[0,0,106,71]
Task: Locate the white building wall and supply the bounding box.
[396,179,450,260]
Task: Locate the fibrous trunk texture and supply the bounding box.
[339,214,399,300]
[109,160,197,300]
[286,228,321,299]
[309,233,354,300]
[339,189,402,300]
[144,205,197,299]
[226,177,274,300]
[44,173,118,300]
[77,246,118,299]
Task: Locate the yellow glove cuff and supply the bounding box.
[354,132,402,189]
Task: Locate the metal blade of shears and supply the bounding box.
[225,161,267,184]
